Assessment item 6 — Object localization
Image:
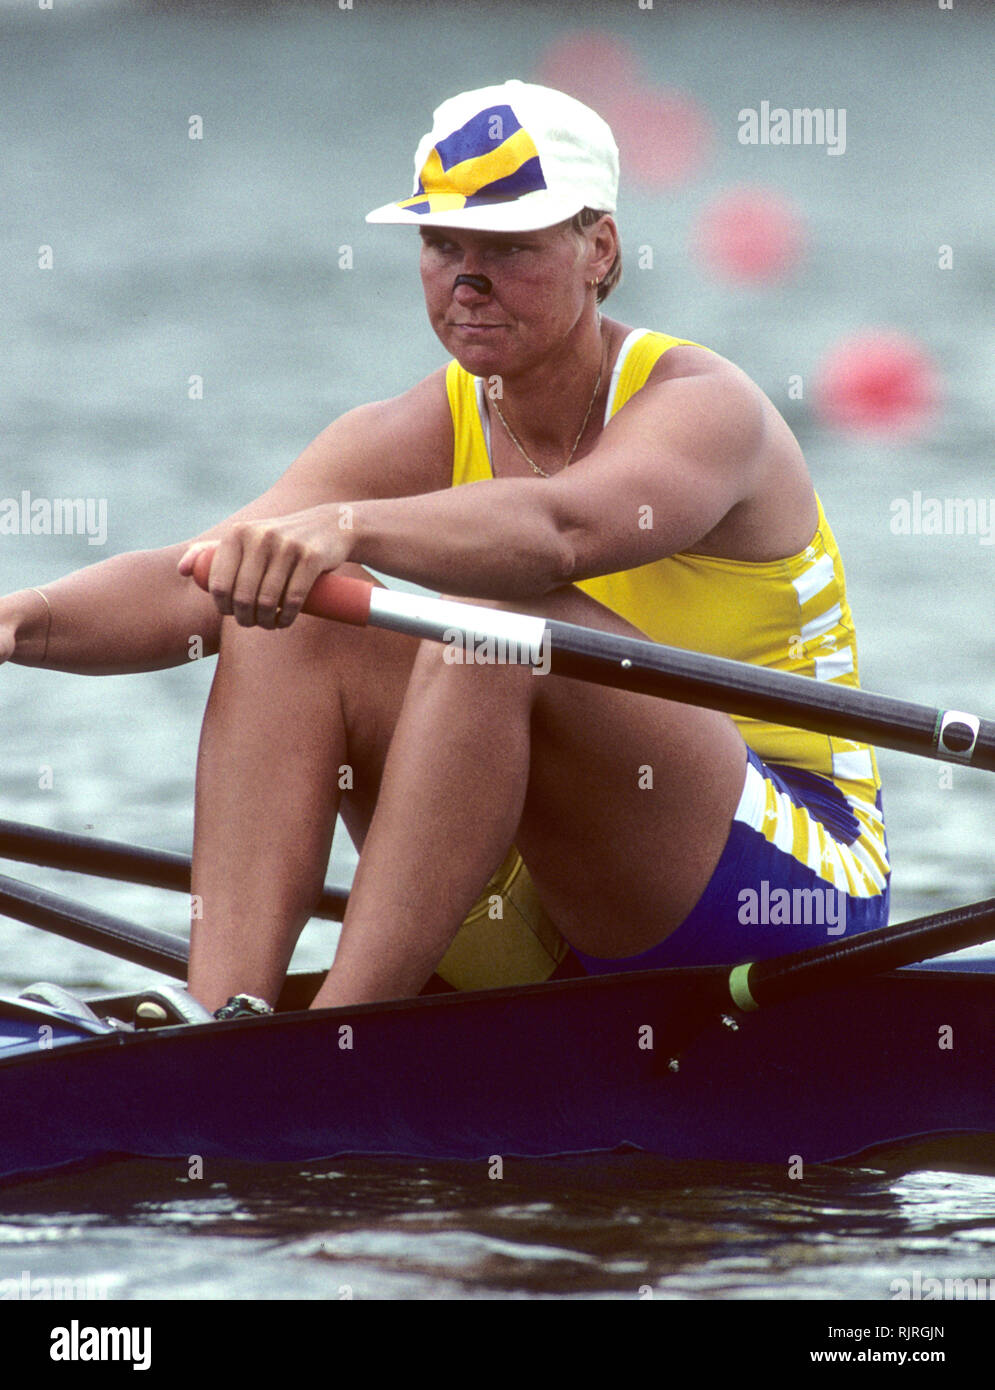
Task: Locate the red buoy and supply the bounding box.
[536,34,711,188]
[694,186,806,284]
[535,31,641,109]
[814,331,941,435]
[611,87,712,189]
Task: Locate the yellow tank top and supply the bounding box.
[445,328,882,808]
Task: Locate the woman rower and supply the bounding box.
[1,81,889,1017]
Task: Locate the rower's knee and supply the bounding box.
[215,607,362,670]
[408,617,536,704]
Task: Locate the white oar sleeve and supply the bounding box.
[368,589,548,665]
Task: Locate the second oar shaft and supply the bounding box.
[0,873,188,979]
[739,895,995,1011]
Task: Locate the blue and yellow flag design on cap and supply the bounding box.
[398,105,546,216]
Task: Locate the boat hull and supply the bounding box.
[1,963,993,1182]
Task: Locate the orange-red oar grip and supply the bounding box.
[302,572,372,626]
[189,547,372,626]
[190,548,216,593]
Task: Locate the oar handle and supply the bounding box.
[190,547,373,626]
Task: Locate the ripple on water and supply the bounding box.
[1,1154,995,1299]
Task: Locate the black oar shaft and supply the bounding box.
[0,873,188,980]
[287,575,995,773]
[0,870,453,1009]
[0,821,190,891]
[0,820,350,922]
[742,896,995,1010]
[544,619,995,772]
[0,872,345,1006]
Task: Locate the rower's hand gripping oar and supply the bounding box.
[189,549,546,658]
[190,548,995,771]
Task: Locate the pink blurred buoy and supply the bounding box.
[814,332,941,436]
[535,31,641,109]
[610,87,712,188]
[694,186,806,284]
[536,33,711,188]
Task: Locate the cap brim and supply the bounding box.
[365,188,591,232]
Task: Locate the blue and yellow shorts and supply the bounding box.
[437,749,890,988]
[573,748,891,973]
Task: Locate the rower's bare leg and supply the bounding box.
[311,651,530,1006]
[187,581,415,1012]
[311,588,747,1009]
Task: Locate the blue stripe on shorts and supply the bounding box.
[572,749,890,973]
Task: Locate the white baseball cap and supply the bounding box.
[366,80,619,232]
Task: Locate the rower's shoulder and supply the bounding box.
[602,332,764,456]
[345,364,452,441]
[631,337,784,458]
[325,366,454,495]
[603,321,758,415]
[645,337,758,396]
[634,339,817,558]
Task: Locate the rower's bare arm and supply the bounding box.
[549,360,769,579]
[332,360,767,598]
[1,374,452,673]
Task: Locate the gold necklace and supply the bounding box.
[492,328,607,478]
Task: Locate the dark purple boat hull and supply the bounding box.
[1,961,993,1182]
